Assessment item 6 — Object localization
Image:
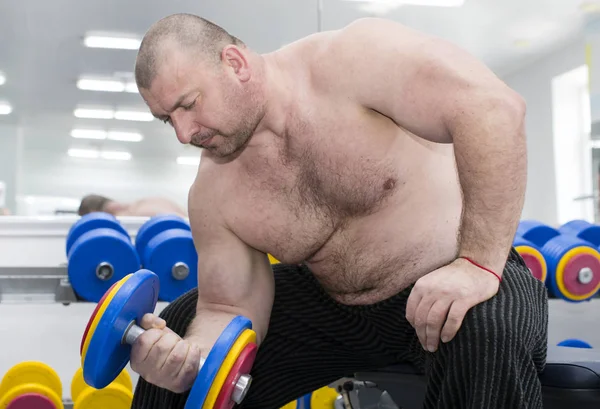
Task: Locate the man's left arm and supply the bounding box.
[332,18,527,350]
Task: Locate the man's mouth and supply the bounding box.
[199,135,214,146]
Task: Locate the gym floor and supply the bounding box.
[548,298,600,347]
[0,297,596,401]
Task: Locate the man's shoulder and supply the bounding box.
[305,18,425,94]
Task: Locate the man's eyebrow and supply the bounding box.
[152,91,195,119]
[168,91,194,112]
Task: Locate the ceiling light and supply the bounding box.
[107,131,143,142]
[83,34,141,50]
[74,108,114,119]
[344,0,464,13]
[67,148,132,160]
[513,39,531,48]
[77,78,126,92]
[68,148,100,159]
[70,129,107,140]
[0,102,12,115]
[0,73,5,86]
[114,110,153,122]
[177,156,201,166]
[344,0,464,6]
[100,150,132,160]
[580,2,600,13]
[125,82,139,93]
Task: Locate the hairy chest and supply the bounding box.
[223,103,405,262]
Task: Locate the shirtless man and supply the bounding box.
[78,193,186,217]
[128,14,548,409]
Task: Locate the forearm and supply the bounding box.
[182,254,274,354]
[184,305,270,358]
[452,94,527,275]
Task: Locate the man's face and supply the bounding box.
[140,48,263,158]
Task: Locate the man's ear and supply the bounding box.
[221,45,251,82]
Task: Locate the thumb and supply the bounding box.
[140,313,167,330]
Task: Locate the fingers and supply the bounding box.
[405,288,423,326]
[412,295,433,350]
[130,323,199,393]
[440,300,471,344]
[160,338,198,393]
[131,328,163,370]
[425,300,451,352]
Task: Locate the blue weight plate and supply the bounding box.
[512,235,533,247]
[135,214,191,257]
[185,316,252,409]
[303,394,312,409]
[66,212,130,256]
[559,219,600,247]
[83,269,160,389]
[516,220,560,248]
[557,338,593,348]
[143,229,198,302]
[68,228,141,302]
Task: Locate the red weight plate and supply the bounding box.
[6,393,57,409]
[80,281,119,355]
[213,343,258,409]
[520,253,544,282]
[563,253,600,296]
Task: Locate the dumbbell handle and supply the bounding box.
[122,321,252,404]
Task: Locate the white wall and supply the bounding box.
[502,38,587,225]
[0,125,21,213]
[17,150,198,214]
[551,65,595,225]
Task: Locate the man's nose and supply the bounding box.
[171,112,194,144]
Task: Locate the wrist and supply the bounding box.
[458,256,503,281]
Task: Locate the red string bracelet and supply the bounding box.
[460,256,502,282]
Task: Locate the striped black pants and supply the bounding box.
[131,248,549,409]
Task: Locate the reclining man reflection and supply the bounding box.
[78,194,186,217]
[128,13,548,409]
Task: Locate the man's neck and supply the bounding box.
[252,52,296,138]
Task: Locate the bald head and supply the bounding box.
[135,13,244,91]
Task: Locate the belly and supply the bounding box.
[305,187,462,304]
[233,164,463,305]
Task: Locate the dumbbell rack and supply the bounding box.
[0,215,153,408]
[0,215,150,303]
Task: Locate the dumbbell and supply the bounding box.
[303,385,341,408]
[0,361,64,409]
[517,220,600,302]
[512,235,547,283]
[560,219,600,247]
[71,367,132,408]
[80,268,257,409]
[66,212,140,302]
[557,338,593,348]
[135,214,198,302]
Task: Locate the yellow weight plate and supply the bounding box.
[70,367,86,403]
[71,367,132,403]
[268,254,280,264]
[74,382,132,409]
[310,385,339,409]
[281,399,298,409]
[202,329,257,409]
[556,246,600,301]
[0,361,62,402]
[0,383,63,409]
[113,368,133,392]
[81,275,132,366]
[515,245,547,283]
